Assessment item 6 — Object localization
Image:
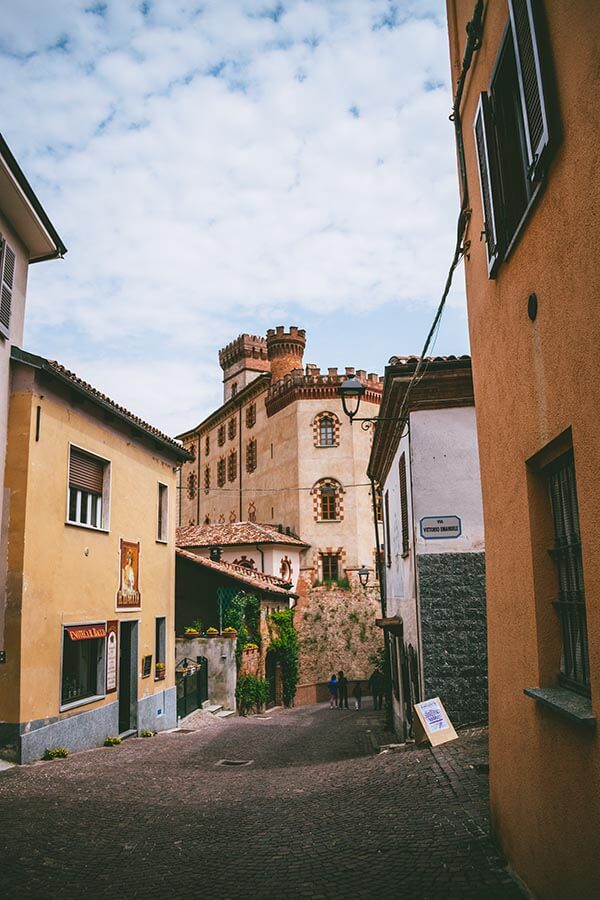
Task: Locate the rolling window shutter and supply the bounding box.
[473,93,501,276]
[0,240,15,335]
[509,0,550,180]
[69,448,104,493]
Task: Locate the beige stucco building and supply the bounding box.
[0,349,189,762]
[178,327,383,585]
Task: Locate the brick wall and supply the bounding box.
[417,552,487,726]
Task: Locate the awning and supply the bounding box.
[375,616,403,635]
[66,624,107,641]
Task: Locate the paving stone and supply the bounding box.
[0,705,523,899]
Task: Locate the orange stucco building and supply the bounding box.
[446,1,600,895]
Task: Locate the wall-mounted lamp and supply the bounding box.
[358,565,370,588]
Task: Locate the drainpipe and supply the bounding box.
[255,545,265,573]
[239,405,243,521]
[371,477,394,733]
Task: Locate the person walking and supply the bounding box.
[368,668,385,711]
[337,670,349,709]
[327,673,338,709]
[352,681,363,710]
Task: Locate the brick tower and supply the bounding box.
[266,326,306,383]
[218,333,270,402]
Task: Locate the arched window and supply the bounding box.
[312,478,344,522]
[313,412,340,448]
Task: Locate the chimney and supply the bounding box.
[266,326,306,383]
[209,546,222,562]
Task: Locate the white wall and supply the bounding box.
[410,407,484,555]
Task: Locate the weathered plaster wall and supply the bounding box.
[175,636,236,710]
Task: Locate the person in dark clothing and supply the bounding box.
[368,668,385,710]
[352,681,363,709]
[337,670,349,709]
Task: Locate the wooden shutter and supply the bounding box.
[509,0,550,181]
[399,453,409,557]
[69,447,104,493]
[0,239,15,336]
[473,93,501,276]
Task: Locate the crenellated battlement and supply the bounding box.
[265,364,383,416]
[218,333,269,371]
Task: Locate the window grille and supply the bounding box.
[246,403,256,428]
[217,459,226,487]
[204,465,210,494]
[246,438,257,473]
[187,471,197,499]
[228,417,236,441]
[547,453,590,694]
[205,434,210,456]
[319,416,334,447]
[227,451,237,482]
[217,425,225,447]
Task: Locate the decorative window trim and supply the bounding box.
[313,411,340,448]
[312,478,344,523]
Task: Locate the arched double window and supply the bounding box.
[312,478,344,522]
[313,412,340,448]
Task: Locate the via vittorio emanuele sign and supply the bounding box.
[419,515,462,540]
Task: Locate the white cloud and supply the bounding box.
[2,0,463,434]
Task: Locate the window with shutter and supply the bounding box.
[508,0,550,180]
[473,94,501,276]
[399,453,410,557]
[0,239,15,338]
[157,483,168,542]
[68,446,109,529]
[473,1,554,276]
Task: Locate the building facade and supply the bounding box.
[369,356,486,737]
[178,327,383,585]
[0,350,189,762]
[0,134,66,680]
[446,1,600,895]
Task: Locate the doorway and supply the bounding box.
[118,621,138,734]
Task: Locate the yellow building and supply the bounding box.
[0,349,189,762]
[178,326,383,585]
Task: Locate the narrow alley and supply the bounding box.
[0,704,523,899]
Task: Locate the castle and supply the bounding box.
[177,327,383,585]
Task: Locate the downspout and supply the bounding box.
[371,476,393,732]
[239,405,243,521]
[255,545,265,573]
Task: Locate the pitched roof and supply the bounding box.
[387,354,471,367]
[176,521,308,548]
[176,548,296,598]
[11,347,191,462]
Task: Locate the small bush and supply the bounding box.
[42,747,68,760]
[104,736,122,747]
[236,674,270,716]
[140,730,153,738]
[348,611,359,624]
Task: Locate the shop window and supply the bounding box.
[61,625,106,707]
[228,450,237,482]
[68,445,110,530]
[217,458,226,487]
[474,0,555,275]
[217,424,225,447]
[157,483,168,542]
[246,438,257,473]
[246,403,256,429]
[228,417,236,441]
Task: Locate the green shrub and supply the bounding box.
[104,736,122,747]
[348,611,359,624]
[236,674,270,716]
[42,747,68,760]
[268,609,299,707]
[140,730,153,738]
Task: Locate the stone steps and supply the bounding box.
[215,710,236,719]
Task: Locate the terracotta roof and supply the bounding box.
[176,548,296,598]
[11,348,191,462]
[387,354,471,367]
[176,521,308,548]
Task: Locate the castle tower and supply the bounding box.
[266,326,306,383]
[219,333,270,402]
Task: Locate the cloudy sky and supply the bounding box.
[1,0,468,436]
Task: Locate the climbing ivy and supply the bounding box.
[268,609,299,707]
[223,593,261,666]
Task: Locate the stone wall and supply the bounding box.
[295,584,383,695]
[417,552,487,726]
[176,636,236,710]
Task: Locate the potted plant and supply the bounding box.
[222,626,238,638]
[205,627,219,637]
[184,618,202,636]
[155,661,166,680]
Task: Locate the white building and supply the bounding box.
[368,355,487,738]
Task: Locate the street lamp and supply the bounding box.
[338,377,366,421]
[358,565,370,588]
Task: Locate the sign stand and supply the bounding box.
[413,696,458,747]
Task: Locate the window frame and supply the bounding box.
[66,443,111,533]
[321,552,339,582]
[157,482,168,543]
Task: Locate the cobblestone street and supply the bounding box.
[0,704,523,899]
